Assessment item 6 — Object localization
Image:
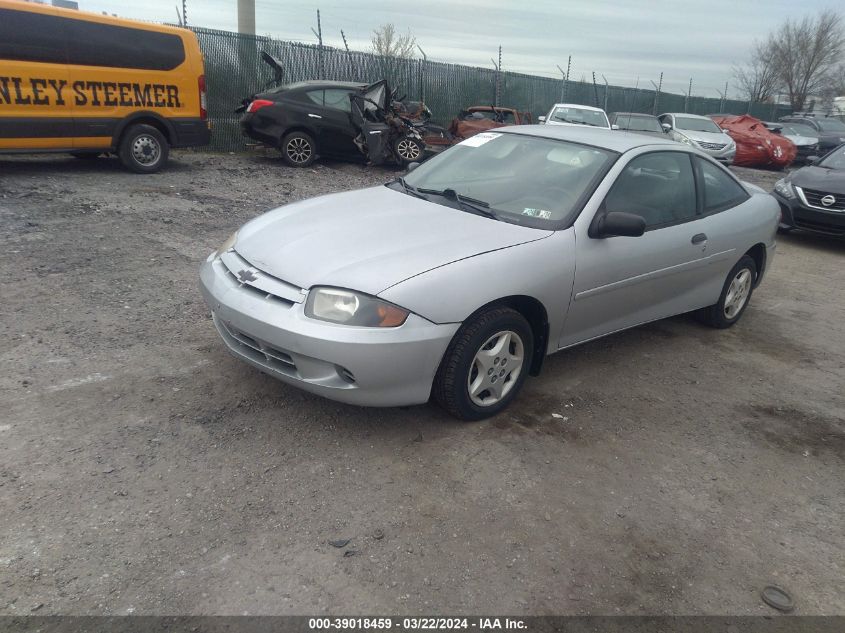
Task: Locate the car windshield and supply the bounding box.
[817,118,845,132]
[818,146,845,169]
[550,106,608,128]
[674,116,722,133]
[614,114,662,132]
[782,123,817,137]
[401,133,616,227]
[470,110,516,124]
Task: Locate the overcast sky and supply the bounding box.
[79,0,835,97]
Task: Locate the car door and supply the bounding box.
[560,150,713,348]
[317,88,359,158]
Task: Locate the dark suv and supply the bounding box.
[241,80,369,166]
[778,114,845,152]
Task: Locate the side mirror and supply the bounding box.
[406,161,420,172]
[806,155,819,165]
[594,211,646,238]
[611,124,620,130]
[538,115,546,123]
[661,123,672,131]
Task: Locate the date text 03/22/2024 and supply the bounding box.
[308,618,527,630]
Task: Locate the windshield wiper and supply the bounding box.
[390,177,427,200]
[416,187,499,219]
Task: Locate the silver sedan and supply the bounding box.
[200,126,778,420]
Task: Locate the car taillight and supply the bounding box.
[247,99,274,114]
[198,75,207,120]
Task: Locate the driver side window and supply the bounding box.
[604,152,697,229]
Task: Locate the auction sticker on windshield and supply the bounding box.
[459,132,502,147]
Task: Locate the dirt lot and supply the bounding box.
[0,151,843,616]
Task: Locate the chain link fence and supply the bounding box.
[192,26,792,152]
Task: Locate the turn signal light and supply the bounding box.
[377,305,409,327]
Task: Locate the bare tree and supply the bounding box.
[733,38,780,103]
[371,24,416,59]
[769,10,844,111]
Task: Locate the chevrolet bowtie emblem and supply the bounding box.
[237,269,258,283]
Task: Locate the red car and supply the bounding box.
[710,115,797,169]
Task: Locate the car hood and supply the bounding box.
[620,129,667,138]
[790,166,845,194]
[233,186,552,295]
[680,129,732,144]
[783,133,817,147]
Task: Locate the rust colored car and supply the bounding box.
[448,106,532,140]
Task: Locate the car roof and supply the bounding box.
[549,103,606,112]
[660,112,712,120]
[285,80,368,91]
[499,124,679,152]
[611,112,657,117]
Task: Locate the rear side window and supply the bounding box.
[323,89,352,112]
[0,8,185,70]
[697,158,749,213]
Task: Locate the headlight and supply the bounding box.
[773,179,794,199]
[305,287,410,327]
[727,139,736,148]
[216,231,238,256]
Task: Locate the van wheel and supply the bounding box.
[70,151,101,159]
[280,131,316,167]
[119,124,169,173]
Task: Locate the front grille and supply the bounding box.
[794,217,845,236]
[697,141,727,151]
[796,187,845,211]
[217,250,304,306]
[215,316,299,376]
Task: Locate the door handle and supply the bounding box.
[691,233,708,244]
[308,113,322,119]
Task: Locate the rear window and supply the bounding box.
[0,7,185,70]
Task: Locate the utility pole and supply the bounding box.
[237,0,255,35]
[591,72,600,108]
[310,9,324,78]
[417,45,427,102]
[651,72,663,115]
[490,46,501,107]
[340,30,354,79]
[601,74,609,113]
[684,77,693,113]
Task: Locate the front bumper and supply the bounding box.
[199,254,459,407]
[772,191,845,237]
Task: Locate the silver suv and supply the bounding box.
[658,113,736,165]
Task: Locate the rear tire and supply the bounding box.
[433,306,533,421]
[280,131,317,167]
[700,255,757,329]
[118,124,169,174]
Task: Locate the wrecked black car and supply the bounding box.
[238,56,425,167]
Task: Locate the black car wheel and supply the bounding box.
[281,131,316,167]
[393,135,424,165]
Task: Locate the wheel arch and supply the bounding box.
[462,295,550,376]
[112,112,175,148]
[745,242,767,287]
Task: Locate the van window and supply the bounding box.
[0,8,67,64]
[0,8,185,71]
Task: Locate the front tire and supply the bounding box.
[280,131,316,167]
[433,307,533,421]
[393,135,424,166]
[701,255,757,328]
[118,124,169,173]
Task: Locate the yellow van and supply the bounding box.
[0,0,210,172]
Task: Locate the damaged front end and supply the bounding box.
[350,80,425,166]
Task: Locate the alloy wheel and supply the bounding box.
[286,137,312,164]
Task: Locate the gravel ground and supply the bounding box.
[0,151,843,616]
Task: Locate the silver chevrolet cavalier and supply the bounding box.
[200,126,778,420]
